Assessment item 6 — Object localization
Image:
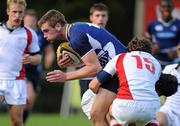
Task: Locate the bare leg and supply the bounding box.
[156,112,168,126]
[90,88,116,126]
[8,105,25,126]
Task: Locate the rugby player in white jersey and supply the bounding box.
[156,44,180,126]
[0,0,41,126]
[89,37,162,126]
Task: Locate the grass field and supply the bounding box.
[0,113,91,126]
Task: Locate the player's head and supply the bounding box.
[6,0,27,28]
[24,9,38,30]
[159,0,173,22]
[127,36,152,53]
[38,9,67,42]
[89,3,108,28]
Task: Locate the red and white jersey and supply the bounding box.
[0,23,40,79]
[162,64,180,114]
[103,51,161,101]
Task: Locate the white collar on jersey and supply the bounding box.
[158,17,176,27]
[1,21,25,32]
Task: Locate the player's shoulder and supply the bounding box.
[173,18,180,26]
[24,26,38,38]
[163,63,178,73]
[148,19,159,26]
[174,18,180,22]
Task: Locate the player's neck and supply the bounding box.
[162,16,173,23]
[6,20,21,30]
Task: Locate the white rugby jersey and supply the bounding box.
[162,64,180,114]
[103,51,161,101]
[0,23,40,79]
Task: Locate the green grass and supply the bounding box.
[0,113,91,126]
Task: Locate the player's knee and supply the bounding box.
[11,118,23,126]
[90,108,106,122]
[156,112,168,126]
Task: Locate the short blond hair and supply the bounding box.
[38,9,67,28]
[7,0,27,8]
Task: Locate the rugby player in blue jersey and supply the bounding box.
[146,0,180,68]
[38,9,126,126]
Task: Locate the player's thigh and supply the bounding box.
[8,104,25,121]
[91,88,116,117]
[5,80,26,105]
[156,112,168,126]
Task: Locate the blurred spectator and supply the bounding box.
[146,0,180,68]
[23,9,55,123]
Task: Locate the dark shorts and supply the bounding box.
[79,80,91,97]
[26,70,41,93]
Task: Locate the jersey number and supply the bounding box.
[132,55,155,74]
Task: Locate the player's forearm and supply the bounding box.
[65,64,102,80]
[30,54,42,65]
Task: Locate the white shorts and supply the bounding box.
[0,79,26,105]
[112,99,160,125]
[159,105,180,126]
[81,89,96,119]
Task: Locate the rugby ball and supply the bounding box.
[57,42,82,66]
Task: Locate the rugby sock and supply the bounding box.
[110,119,121,126]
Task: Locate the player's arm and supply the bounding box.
[30,53,41,65]
[66,50,102,79]
[89,55,118,93]
[46,50,101,83]
[22,53,41,65]
[25,29,41,65]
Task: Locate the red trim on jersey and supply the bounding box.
[116,53,133,100]
[16,28,32,80]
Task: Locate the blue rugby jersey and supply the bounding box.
[66,22,127,68]
[147,18,180,63]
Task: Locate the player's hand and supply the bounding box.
[22,54,31,64]
[46,70,66,83]
[57,53,74,68]
[89,78,101,94]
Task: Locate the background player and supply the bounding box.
[23,9,55,123]
[89,2,108,28]
[89,37,161,126]
[156,43,180,126]
[79,2,109,97]
[0,0,41,126]
[38,9,126,126]
[146,0,180,68]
